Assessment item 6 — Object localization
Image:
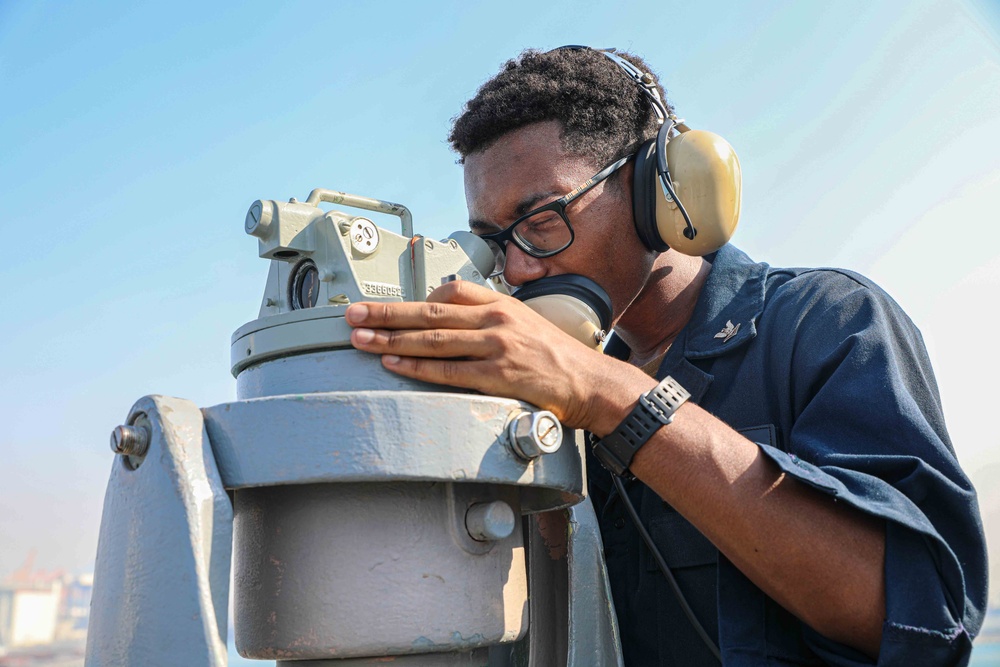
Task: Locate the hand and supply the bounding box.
[345,280,638,431]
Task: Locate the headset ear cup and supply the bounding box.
[631,139,670,252]
[655,130,742,256]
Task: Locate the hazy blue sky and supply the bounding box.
[0,0,998,606]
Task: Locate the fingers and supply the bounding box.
[344,280,540,397]
[351,326,494,359]
[346,300,471,329]
[346,281,504,329]
[380,354,485,389]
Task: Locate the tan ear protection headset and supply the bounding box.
[554,46,742,256]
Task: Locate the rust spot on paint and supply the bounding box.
[470,400,503,423]
[269,555,286,594]
[288,626,320,648]
[535,511,568,561]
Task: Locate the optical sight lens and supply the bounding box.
[290,260,320,309]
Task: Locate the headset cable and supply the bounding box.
[613,475,722,662]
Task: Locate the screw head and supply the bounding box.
[349,218,379,255]
[245,200,273,238]
[535,414,561,449]
[246,202,260,227]
[110,424,150,457]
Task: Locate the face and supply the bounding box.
[464,121,658,320]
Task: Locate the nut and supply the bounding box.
[508,410,563,460]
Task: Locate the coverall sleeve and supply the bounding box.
[754,270,987,666]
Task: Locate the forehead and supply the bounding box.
[463,121,597,227]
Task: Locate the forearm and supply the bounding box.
[586,363,886,658]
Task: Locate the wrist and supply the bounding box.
[592,375,691,478]
[577,358,658,436]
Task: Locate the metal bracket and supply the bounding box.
[85,395,233,667]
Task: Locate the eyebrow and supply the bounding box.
[468,219,500,233]
[468,191,559,233]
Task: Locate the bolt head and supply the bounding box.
[465,501,516,542]
[509,410,563,460]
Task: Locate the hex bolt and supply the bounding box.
[110,424,150,457]
[465,501,516,542]
[508,410,563,460]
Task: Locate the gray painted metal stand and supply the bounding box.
[87,378,623,666]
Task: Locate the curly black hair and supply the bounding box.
[448,47,672,169]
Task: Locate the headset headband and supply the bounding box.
[549,45,698,241]
[551,45,668,123]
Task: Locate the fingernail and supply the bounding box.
[346,304,369,324]
[384,355,401,365]
[354,328,374,344]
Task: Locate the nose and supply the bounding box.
[500,242,547,287]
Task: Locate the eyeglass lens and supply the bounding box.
[514,210,572,254]
[485,210,573,277]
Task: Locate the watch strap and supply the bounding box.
[594,375,690,477]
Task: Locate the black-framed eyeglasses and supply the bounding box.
[480,154,632,277]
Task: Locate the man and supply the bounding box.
[345,48,987,665]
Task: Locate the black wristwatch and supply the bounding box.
[593,375,690,477]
